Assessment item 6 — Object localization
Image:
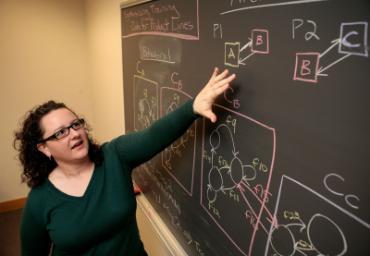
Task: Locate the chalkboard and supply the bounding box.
[120,1,370,255]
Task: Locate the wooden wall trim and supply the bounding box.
[136,194,187,256]
[0,198,27,213]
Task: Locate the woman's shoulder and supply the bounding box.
[22,181,52,226]
[26,180,50,206]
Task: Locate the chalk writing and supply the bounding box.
[122,1,199,40]
[323,173,360,210]
[292,18,320,41]
[224,86,241,109]
[140,46,174,64]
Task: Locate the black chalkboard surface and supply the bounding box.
[121,0,370,255]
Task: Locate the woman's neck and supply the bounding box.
[54,158,94,178]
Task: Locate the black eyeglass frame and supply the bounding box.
[39,118,85,143]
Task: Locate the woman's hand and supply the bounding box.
[193,67,236,123]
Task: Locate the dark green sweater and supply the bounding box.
[20,100,198,255]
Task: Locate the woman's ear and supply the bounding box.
[37,143,51,158]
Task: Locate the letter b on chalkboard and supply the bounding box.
[251,29,269,54]
[293,52,320,83]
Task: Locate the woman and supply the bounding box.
[14,68,236,255]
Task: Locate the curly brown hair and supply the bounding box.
[13,100,103,188]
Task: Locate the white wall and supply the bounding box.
[0,0,93,202]
[84,0,125,142]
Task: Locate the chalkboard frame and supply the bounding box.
[120,0,154,9]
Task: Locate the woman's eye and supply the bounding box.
[71,121,81,129]
[55,128,67,138]
[71,123,80,129]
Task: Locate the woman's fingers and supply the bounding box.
[208,67,219,84]
[214,73,236,89]
[211,68,235,89]
[214,69,230,83]
[214,82,231,96]
[212,67,219,78]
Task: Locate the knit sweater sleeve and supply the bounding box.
[20,189,52,256]
[112,99,199,169]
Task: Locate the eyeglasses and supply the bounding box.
[40,118,85,143]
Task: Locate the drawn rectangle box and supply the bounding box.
[133,75,159,131]
[251,29,269,54]
[201,105,276,256]
[293,52,320,83]
[339,22,368,57]
[225,42,241,68]
[265,175,370,256]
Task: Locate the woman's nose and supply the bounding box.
[69,127,81,138]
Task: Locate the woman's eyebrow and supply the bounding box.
[50,118,79,133]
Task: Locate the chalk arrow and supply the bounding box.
[320,38,341,58]
[216,124,237,154]
[317,53,352,76]
[240,38,252,52]
[239,52,256,65]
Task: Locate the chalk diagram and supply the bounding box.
[293,21,368,83]
[225,28,270,68]
[133,75,159,131]
[265,175,370,256]
[201,104,276,256]
[160,87,197,196]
